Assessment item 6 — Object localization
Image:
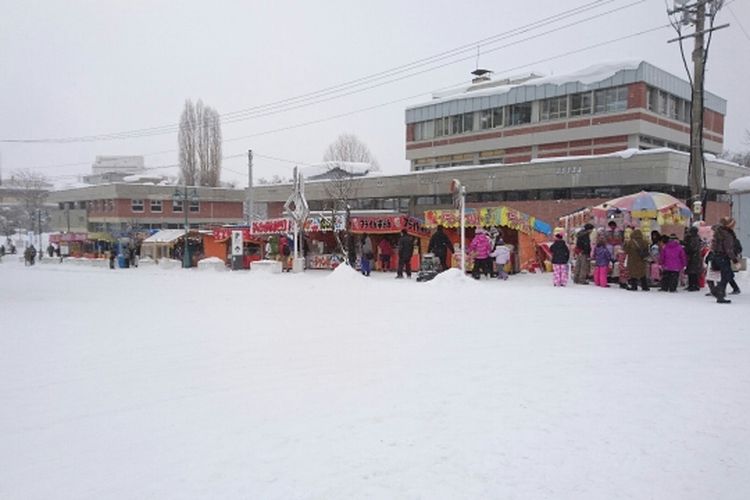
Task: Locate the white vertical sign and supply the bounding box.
[231,231,243,256]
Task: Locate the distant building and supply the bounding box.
[404,61,725,171]
[83,155,146,184]
[301,161,374,181]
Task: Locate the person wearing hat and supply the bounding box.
[659,234,687,292]
[573,223,594,284]
[711,217,740,303]
[550,232,571,286]
[396,229,414,279]
[427,224,453,272]
[623,229,650,291]
[468,228,493,279]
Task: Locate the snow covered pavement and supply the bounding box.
[1,261,749,499]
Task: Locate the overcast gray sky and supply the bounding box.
[1,0,748,187]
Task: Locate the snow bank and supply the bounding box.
[197,257,226,272]
[326,262,364,282]
[426,267,475,286]
[157,258,182,270]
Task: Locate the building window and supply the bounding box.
[594,86,627,114]
[570,92,592,116]
[508,103,532,126]
[434,117,449,137]
[540,96,568,121]
[448,113,474,135]
[480,107,504,129]
[131,199,145,212]
[416,196,436,205]
[414,120,435,141]
[189,200,200,213]
[150,200,163,213]
[173,200,183,213]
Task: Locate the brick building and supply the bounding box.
[404,61,725,171]
[48,183,245,233]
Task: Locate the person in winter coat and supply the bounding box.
[489,239,511,280]
[360,234,373,276]
[725,224,743,295]
[659,235,687,292]
[396,229,414,278]
[428,225,453,272]
[623,229,649,291]
[550,233,570,287]
[573,223,594,284]
[377,238,393,272]
[683,226,703,291]
[592,237,612,287]
[469,228,493,279]
[711,217,739,303]
[346,233,357,268]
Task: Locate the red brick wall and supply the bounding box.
[627,82,647,109]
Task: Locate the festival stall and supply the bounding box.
[424,206,552,272]
[48,232,88,257]
[348,214,430,271]
[209,226,264,268]
[302,213,346,269]
[140,229,208,266]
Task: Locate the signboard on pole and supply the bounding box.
[231,231,243,257]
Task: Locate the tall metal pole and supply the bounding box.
[37,209,42,249]
[183,181,190,269]
[247,149,254,225]
[460,187,466,272]
[688,0,706,214]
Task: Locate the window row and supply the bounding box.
[131,199,199,213]
[412,86,631,141]
[646,87,691,123]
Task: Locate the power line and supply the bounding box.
[19,23,669,175]
[727,5,750,43]
[1,0,644,144]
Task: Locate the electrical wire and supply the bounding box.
[1,0,645,144]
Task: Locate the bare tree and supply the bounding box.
[6,170,50,232]
[178,99,222,186]
[323,133,380,171]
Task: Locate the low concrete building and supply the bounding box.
[48,183,245,234]
[253,149,748,226]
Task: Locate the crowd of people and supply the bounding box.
[558,216,743,304]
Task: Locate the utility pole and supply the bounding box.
[246,149,254,225]
[668,0,729,218]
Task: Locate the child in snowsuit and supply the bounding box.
[550,233,570,286]
[489,239,511,280]
[592,239,612,287]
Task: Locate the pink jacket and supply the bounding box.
[469,233,492,259]
[659,240,687,272]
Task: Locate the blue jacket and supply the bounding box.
[593,245,612,267]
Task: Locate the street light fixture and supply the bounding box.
[173,185,199,268]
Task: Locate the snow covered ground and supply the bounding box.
[1,260,749,499]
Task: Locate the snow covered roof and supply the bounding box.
[142,230,188,244]
[728,176,750,193]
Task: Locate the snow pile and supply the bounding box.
[197,257,226,272]
[426,267,475,286]
[157,258,182,269]
[326,262,364,283]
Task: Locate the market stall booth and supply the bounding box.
[302,213,347,270]
[210,226,264,268]
[349,214,430,271]
[48,232,88,257]
[424,206,552,272]
[141,229,208,266]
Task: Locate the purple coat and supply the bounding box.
[659,240,687,272]
[593,245,612,267]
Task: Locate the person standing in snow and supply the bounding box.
[469,228,492,280]
[396,229,414,279]
[573,224,594,284]
[550,233,570,286]
[489,238,511,280]
[659,234,687,292]
[623,229,649,291]
[683,226,702,291]
[711,217,739,304]
[592,237,612,287]
[378,237,393,272]
[360,233,373,276]
[428,225,453,272]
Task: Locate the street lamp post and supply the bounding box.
[173,185,199,268]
